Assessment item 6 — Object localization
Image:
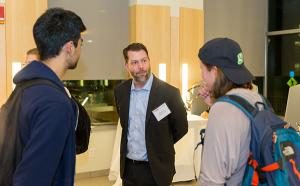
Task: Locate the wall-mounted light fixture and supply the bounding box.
[159,63,166,81]
[12,62,22,89]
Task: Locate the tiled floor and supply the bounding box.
[75,176,197,186]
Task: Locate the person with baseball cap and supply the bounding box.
[197,38,262,185]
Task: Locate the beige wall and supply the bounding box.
[5,0,47,97]
[1,1,204,103]
[204,0,267,76]
[48,0,129,80]
[76,125,116,173]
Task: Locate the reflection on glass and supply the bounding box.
[267,34,300,115]
[63,80,124,126]
[269,0,300,31]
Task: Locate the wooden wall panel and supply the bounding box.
[130,5,204,93]
[129,5,137,43]
[5,0,47,95]
[170,16,180,89]
[179,7,204,88]
[130,5,171,81]
[0,23,6,105]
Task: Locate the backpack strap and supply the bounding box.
[0,78,69,185]
[17,79,89,154]
[258,95,274,112]
[217,94,258,121]
[16,78,68,97]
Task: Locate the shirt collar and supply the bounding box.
[131,73,153,91]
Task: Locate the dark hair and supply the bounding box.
[123,43,149,63]
[33,8,86,60]
[203,63,253,98]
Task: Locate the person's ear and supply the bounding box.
[124,61,129,70]
[211,66,219,76]
[63,41,74,55]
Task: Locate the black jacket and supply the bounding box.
[114,75,188,186]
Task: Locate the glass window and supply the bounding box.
[64,80,124,125]
[269,0,300,31]
[267,34,300,115]
[267,0,300,115]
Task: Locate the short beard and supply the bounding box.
[133,69,151,83]
[67,59,79,70]
[68,63,78,70]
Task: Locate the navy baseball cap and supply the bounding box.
[198,38,254,85]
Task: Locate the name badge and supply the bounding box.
[152,103,171,122]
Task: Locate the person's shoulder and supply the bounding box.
[226,88,262,106]
[211,89,261,120]
[115,79,132,90]
[23,83,70,105]
[209,100,250,131]
[21,84,74,122]
[154,77,179,92]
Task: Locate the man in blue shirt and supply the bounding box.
[114,43,188,186]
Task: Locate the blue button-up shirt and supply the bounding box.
[127,74,153,161]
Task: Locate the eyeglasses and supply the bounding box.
[80,38,83,47]
[70,38,83,48]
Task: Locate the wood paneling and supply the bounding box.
[0,23,6,105]
[130,5,171,81]
[5,0,47,95]
[130,5,204,93]
[179,7,204,88]
[170,16,180,89]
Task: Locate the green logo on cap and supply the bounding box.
[237,52,244,65]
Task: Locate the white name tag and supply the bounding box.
[152,103,171,122]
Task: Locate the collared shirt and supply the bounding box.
[127,74,153,161]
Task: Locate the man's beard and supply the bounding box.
[67,58,79,70]
[132,69,151,83]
